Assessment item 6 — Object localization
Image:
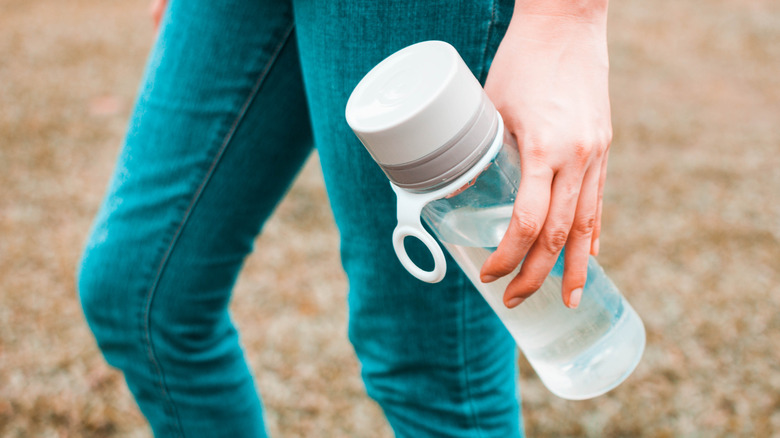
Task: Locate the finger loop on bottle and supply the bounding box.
[392,223,447,283]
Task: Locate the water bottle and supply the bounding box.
[345,41,645,400]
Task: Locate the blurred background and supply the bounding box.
[1,0,778,436]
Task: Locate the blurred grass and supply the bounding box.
[1,0,779,436]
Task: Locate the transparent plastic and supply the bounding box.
[417,129,646,400]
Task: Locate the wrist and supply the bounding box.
[506,4,609,53]
[513,0,608,25]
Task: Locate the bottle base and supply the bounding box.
[530,302,646,400]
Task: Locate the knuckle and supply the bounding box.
[542,227,569,254]
[522,139,548,162]
[510,214,542,243]
[593,145,606,161]
[597,141,610,160]
[594,130,612,158]
[573,142,593,162]
[571,134,612,164]
[572,214,597,236]
[562,181,581,200]
[528,146,547,163]
[603,127,614,146]
[526,276,547,293]
[493,258,519,276]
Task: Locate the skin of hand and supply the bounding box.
[149,0,167,30]
[481,0,612,310]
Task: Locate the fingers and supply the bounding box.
[501,166,586,307]
[481,134,608,309]
[480,164,553,283]
[591,148,610,256]
[560,160,601,308]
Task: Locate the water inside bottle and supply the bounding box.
[432,205,645,399]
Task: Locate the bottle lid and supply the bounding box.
[346,40,498,192]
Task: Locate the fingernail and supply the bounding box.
[481,274,499,283]
[591,238,600,256]
[568,288,582,309]
[506,296,524,308]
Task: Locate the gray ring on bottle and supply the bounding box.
[378,94,498,192]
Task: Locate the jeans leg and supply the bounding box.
[77,0,311,436]
[293,0,523,436]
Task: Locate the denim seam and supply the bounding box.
[477,0,500,84]
[459,273,486,438]
[140,23,297,437]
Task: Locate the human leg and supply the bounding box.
[77,0,311,435]
[292,0,523,436]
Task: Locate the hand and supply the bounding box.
[480,9,612,309]
[149,0,168,31]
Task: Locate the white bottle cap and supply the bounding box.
[346,40,498,192]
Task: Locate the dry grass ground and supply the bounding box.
[1,0,779,436]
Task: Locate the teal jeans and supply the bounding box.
[77,0,522,436]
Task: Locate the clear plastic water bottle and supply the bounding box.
[345,40,645,400]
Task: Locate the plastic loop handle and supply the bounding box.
[391,184,447,283]
[392,223,447,284]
